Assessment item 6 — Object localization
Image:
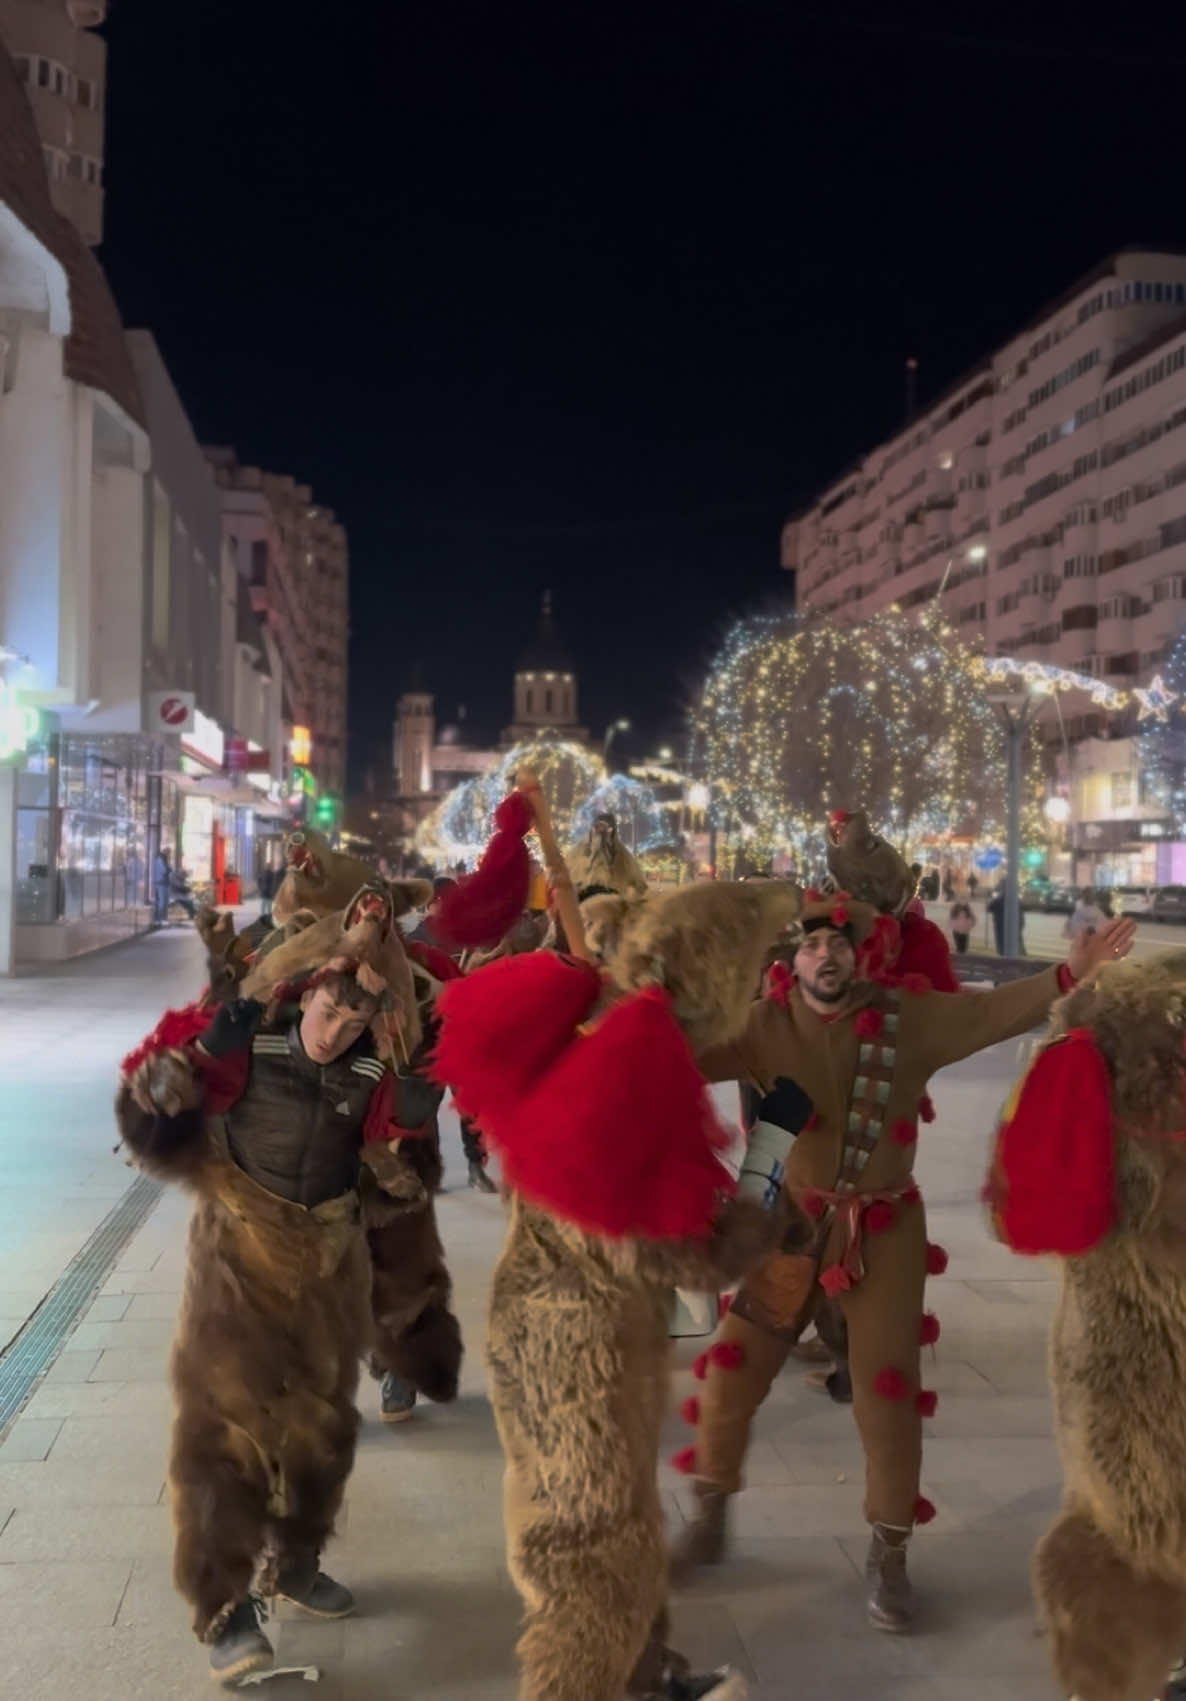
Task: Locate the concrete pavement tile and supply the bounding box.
[124,1291,180,1320]
[340,1581,517,1689]
[4,1622,213,1701]
[67,1316,175,1351]
[40,1348,102,1384]
[19,1378,173,1419]
[88,1345,170,1382]
[766,1437,867,1486]
[0,1503,172,1561]
[666,1601,758,1684]
[46,1413,167,1465]
[99,1269,184,1295]
[0,1557,134,1630]
[0,1418,62,1461]
[114,1556,184,1628]
[79,1293,133,1322]
[920,1393,1052,1439]
[693,1482,869,1542]
[0,1455,165,1507]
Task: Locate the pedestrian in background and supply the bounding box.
[1065,889,1105,942]
[949,897,975,954]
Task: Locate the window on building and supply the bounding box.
[525,688,534,715]
[1112,773,1133,811]
[545,688,554,714]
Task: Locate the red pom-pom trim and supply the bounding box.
[855,1007,884,1039]
[719,1292,733,1315]
[680,1395,701,1426]
[916,1390,938,1418]
[864,1200,896,1235]
[801,1189,827,1218]
[829,809,849,829]
[901,972,933,996]
[709,1340,746,1371]
[919,1094,937,1124]
[691,1352,709,1382]
[913,1495,937,1526]
[804,1111,820,1132]
[919,1311,941,1347]
[765,961,794,1008]
[873,1366,910,1402]
[819,1264,853,1297]
[900,1185,922,1207]
[804,886,825,903]
[926,1242,949,1276]
[671,1445,698,1475]
[891,1118,917,1147]
[831,905,850,928]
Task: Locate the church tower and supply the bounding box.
[395,690,435,796]
[505,591,586,743]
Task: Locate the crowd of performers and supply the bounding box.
[118,782,1186,1701]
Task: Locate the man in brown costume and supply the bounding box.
[669,893,1134,1630]
[116,888,431,1685]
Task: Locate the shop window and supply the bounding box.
[57,737,147,919]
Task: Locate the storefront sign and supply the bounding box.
[291,725,312,765]
[146,690,196,734]
[0,682,40,759]
[182,710,225,769]
[225,737,249,775]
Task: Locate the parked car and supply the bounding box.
[1151,885,1186,924]
[1114,887,1156,917]
[1019,880,1049,911]
[1040,883,1075,913]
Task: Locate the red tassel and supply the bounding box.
[829,809,849,831]
[819,1264,853,1296]
[692,1352,709,1381]
[919,1312,941,1347]
[919,1094,937,1124]
[855,1007,884,1039]
[801,1188,826,1218]
[804,886,825,903]
[121,1002,216,1078]
[803,1111,820,1132]
[680,1395,701,1426]
[913,1494,937,1525]
[864,1200,896,1235]
[901,972,932,996]
[765,961,794,1007]
[925,1242,949,1276]
[709,1340,745,1371]
[916,1389,938,1418]
[831,905,850,928]
[432,790,534,949]
[431,952,600,1125]
[900,1185,922,1207]
[873,1366,910,1402]
[670,1445,698,1475]
[405,939,463,984]
[891,1119,917,1147]
[719,1292,733,1315]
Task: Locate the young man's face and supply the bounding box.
[299,986,375,1064]
[793,926,856,1005]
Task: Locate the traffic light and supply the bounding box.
[314,794,337,831]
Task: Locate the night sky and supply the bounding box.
[98,3,1186,783]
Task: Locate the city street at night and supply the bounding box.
[2,926,1064,1701]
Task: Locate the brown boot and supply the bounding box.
[670,1481,730,1584]
[865,1526,914,1633]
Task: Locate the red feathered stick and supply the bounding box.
[121,1002,217,1079]
[432,789,535,950]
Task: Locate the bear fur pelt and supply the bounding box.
[441,869,799,1700]
[271,827,431,929]
[989,949,1186,1701]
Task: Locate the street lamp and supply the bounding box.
[988,688,1035,958]
[603,719,630,764]
[1044,796,1071,825]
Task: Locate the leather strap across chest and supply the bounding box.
[838,988,901,1193]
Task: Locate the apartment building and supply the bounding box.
[0,0,107,244]
[785,250,1186,886]
[206,449,350,802]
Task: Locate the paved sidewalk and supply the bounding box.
[0,1023,1067,1701]
[0,923,218,1351]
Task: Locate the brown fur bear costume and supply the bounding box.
[116,893,426,1649]
[435,873,804,1700]
[987,950,1186,1701]
[201,844,464,1410]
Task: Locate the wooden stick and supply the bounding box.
[515,770,595,963]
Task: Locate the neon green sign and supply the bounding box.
[0,683,40,760]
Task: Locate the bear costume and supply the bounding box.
[987,948,1186,1701]
[434,850,804,1701]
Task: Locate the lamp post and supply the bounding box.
[687,782,712,875]
[603,718,630,766]
[988,688,1034,958]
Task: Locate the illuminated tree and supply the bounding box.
[415,734,608,867]
[691,606,1044,867]
[1137,633,1186,829]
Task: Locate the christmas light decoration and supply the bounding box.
[976,655,1130,710]
[1137,632,1186,832]
[415,736,607,868]
[692,607,1046,867]
[573,775,667,854]
[1135,673,1179,723]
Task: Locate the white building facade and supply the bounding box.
[786,249,1186,887]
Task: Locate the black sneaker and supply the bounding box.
[380,1372,417,1423]
[275,1567,355,1620]
[468,1159,497,1193]
[666,1670,747,1701]
[208,1599,272,1687]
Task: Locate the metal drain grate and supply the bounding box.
[0,1173,163,1435]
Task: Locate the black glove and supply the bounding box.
[755,1076,814,1138]
[200,998,263,1057]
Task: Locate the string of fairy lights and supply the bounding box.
[690,606,1047,863]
